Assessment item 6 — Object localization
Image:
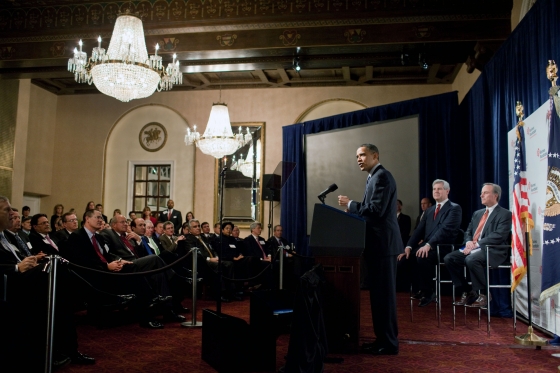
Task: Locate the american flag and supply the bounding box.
[540,96,560,303]
[511,120,534,291]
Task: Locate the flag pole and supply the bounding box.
[514,217,548,348]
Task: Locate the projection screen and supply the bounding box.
[305,116,419,235]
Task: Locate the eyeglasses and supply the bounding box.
[66,219,78,223]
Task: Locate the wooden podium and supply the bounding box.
[309,203,365,353]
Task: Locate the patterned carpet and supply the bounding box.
[60,291,559,373]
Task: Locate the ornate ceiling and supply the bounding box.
[0,0,513,95]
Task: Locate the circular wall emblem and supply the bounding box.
[139,122,167,152]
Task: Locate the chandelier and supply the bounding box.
[232,139,261,179]
[67,11,182,102]
[184,101,251,159]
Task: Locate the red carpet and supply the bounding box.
[61,291,559,372]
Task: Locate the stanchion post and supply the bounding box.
[182,248,203,328]
[45,255,59,373]
[278,245,284,290]
[514,217,547,347]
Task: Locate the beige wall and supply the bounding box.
[24,83,58,198]
[17,83,453,232]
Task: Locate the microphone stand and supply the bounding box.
[216,161,227,315]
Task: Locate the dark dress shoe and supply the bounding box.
[468,294,489,308]
[454,292,469,306]
[164,310,186,322]
[362,344,398,355]
[361,341,379,350]
[419,292,436,307]
[411,290,423,300]
[140,320,164,329]
[70,351,96,365]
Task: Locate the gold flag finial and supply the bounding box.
[547,60,558,87]
[516,101,524,122]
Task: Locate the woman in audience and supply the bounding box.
[142,206,157,225]
[186,211,194,223]
[50,203,64,227]
[55,216,64,231]
[113,208,121,217]
[181,222,190,236]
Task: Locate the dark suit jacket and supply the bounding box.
[463,205,512,267]
[99,229,146,260]
[158,209,183,234]
[28,230,60,255]
[397,213,411,247]
[266,236,290,258]
[64,228,119,271]
[54,229,71,242]
[348,165,402,257]
[407,200,462,249]
[0,231,26,275]
[243,235,269,259]
[159,234,178,253]
[179,234,216,259]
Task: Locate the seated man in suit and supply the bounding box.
[0,196,95,368]
[4,208,30,250]
[265,224,297,290]
[54,212,79,243]
[66,210,182,328]
[444,183,512,308]
[158,199,183,235]
[178,219,236,301]
[201,221,213,240]
[130,217,189,314]
[398,179,462,307]
[29,213,61,256]
[159,221,185,253]
[243,222,273,289]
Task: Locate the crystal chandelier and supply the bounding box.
[232,139,261,179]
[184,100,251,159]
[67,11,182,102]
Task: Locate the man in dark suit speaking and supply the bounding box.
[444,183,512,308]
[399,179,462,307]
[338,143,401,355]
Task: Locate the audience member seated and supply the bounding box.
[29,213,61,256]
[55,212,79,244]
[160,221,185,253]
[266,224,296,290]
[185,211,194,223]
[22,205,31,219]
[65,209,182,328]
[243,221,273,289]
[4,208,31,256]
[154,221,164,238]
[201,221,212,240]
[232,225,243,241]
[444,183,512,308]
[397,179,462,307]
[95,204,108,223]
[0,196,95,368]
[181,222,190,236]
[50,203,64,227]
[158,199,183,235]
[20,216,31,237]
[178,219,237,301]
[216,222,246,299]
[130,218,189,315]
[128,211,136,220]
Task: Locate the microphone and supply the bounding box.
[317,183,338,201]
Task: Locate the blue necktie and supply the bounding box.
[142,237,154,255]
